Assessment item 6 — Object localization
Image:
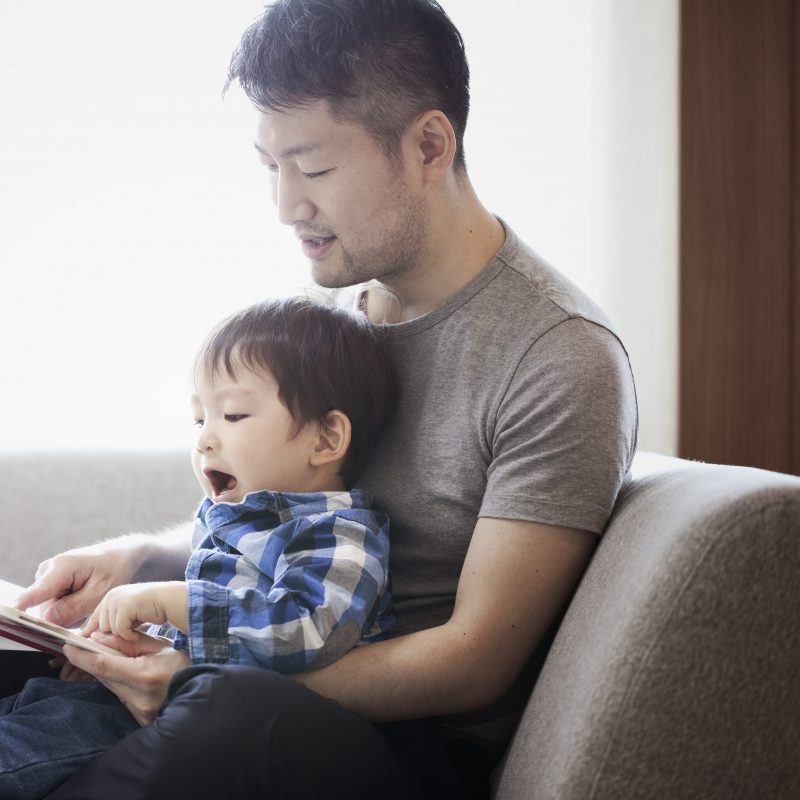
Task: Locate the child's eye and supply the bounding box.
[225,414,248,423]
[193,418,204,428]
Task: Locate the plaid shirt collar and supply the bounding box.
[196,489,373,530]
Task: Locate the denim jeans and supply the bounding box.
[0,677,138,800]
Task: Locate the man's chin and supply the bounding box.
[310,264,359,290]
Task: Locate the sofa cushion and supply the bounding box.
[495,453,800,800]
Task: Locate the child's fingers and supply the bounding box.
[117,620,140,642]
[111,605,139,642]
[80,607,100,637]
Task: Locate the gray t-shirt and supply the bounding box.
[356,222,638,640]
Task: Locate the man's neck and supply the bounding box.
[365,183,505,324]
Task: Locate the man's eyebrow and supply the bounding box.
[253,141,322,160]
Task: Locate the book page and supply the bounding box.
[0,579,36,651]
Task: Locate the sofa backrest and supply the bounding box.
[1,450,199,587]
[494,452,800,800]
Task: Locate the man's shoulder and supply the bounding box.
[492,227,615,337]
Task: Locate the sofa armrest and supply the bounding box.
[495,453,800,799]
[0,450,200,587]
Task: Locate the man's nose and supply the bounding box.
[274,172,315,226]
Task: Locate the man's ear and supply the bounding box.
[309,410,352,468]
[405,110,457,182]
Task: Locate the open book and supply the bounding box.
[0,579,124,658]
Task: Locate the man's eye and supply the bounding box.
[302,169,332,179]
[225,414,248,423]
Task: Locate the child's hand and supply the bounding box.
[82,581,188,642]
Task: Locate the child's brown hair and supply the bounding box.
[197,297,397,488]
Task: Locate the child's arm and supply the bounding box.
[82,581,189,642]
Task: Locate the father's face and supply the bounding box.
[254,101,428,289]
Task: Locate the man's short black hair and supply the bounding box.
[227,0,470,169]
[197,297,397,489]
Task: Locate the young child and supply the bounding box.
[0,297,396,799]
[83,296,396,670]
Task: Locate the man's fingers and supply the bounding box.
[63,644,130,692]
[13,578,55,611]
[62,643,99,671]
[15,573,92,627]
[90,630,167,657]
[40,592,92,628]
[58,659,93,683]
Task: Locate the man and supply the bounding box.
[22,1,637,797]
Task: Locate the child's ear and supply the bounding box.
[309,410,352,467]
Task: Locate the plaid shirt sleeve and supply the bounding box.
[180,505,392,674]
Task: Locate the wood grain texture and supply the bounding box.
[793,0,800,474]
[680,0,796,473]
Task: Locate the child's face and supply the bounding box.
[191,360,318,503]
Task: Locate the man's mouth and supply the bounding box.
[299,234,336,259]
[205,469,238,500]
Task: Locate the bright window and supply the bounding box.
[0,1,594,450]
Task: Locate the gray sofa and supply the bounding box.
[2,450,799,799]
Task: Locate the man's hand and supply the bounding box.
[13,538,151,627]
[62,632,191,727]
[83,581,189,641]
[45,656,94,683]
[14,524,194,627]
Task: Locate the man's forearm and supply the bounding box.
[294,621,503,722]
[130,521,194,583]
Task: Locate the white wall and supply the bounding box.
[0,1,299,451]
[0,0,678,454]
[452,0,597,298]
[455,0,680,455]
[592,0,679,455]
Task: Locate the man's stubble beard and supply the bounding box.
[311,194,430,291]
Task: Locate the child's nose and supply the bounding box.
[196,424,220,452]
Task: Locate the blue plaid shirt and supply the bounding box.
[168,489,393,673]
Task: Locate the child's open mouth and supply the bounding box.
[205,469,238,500]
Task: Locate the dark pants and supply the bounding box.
[34,662,495,800]
[0,651,57,696]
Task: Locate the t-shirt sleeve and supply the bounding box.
[479,316,638,533]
